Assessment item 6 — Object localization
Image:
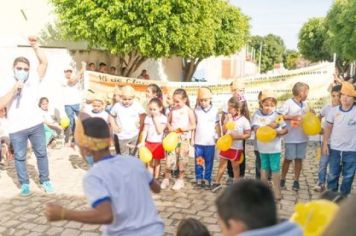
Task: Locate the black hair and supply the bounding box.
[331,84,342,93]
[215,179,277,230]
[320,190,346,204]
[82,117,111,139]
[227,96,250,120]
[176,218,211,236]
[147,83,163,101]
[148,97,165,114]
[99,62,107,67]
[38,97,49,108]
[174,88,190,107]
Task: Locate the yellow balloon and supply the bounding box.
[238,153,244,164]
[225,121,235,130]
[60,117,70,129]
[139,146,152,163]
[290,200,339,236]
[216,134,233,151]
[256,126,277,143]
[163,132,179,152]
[303,112,321,136]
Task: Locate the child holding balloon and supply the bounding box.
[161,88,196,191]
[252,90,288,200]
[194,87,220,189]
[278,82,310,191]
[211,97,251,192]
[138,98,167,179]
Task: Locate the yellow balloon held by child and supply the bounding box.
[290,200,339,236]
[163,132,179,152]
[256,126,277,143]
[224,121,235,130]
[60,117,70,129]
[302,112,321,136]
[216,134,233,151]
[139,146,152,163]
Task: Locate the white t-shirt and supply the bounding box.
[83,155,164,236]
[326,105,356,152]
[87,110,109,123]
[62,78,82,105]
[252,110,287,154]
[40,109,56,124]
[229,116,251,150]
[194,105,219,146]
[278,98,309,143]
[144,114,167,143]
[0,118,9,137]
[0,75,43,134]
[110,101,145,140]
[320,104,333,143]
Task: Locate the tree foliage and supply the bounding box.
[283,50,300,70]
[49,0,249,80]
[298,17,331,62]
[249,34,286,73]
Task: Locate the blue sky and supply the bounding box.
[231,0,333,50]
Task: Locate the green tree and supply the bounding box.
[49,0,249,80]
[283,50,300,70]
[326,0,356,62]
[249,34,286,73]
[298,17,331,62]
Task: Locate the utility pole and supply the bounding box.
[258,43,263,74]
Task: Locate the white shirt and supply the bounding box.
[0,118,9,137]
[194,105,219,146]
[87,110,109,123]
[144,114,167,143]
[278,98,309,143]
[252,110,287,153]
[40,109,56,124]
[83,155,164,236]
[326,105,356,152]
[110,101,145,139]
[62,78,82,105]
[229,116,251,150]
[0,75,43,134]
[320,104,333,143]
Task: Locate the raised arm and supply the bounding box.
[28,36,48,80]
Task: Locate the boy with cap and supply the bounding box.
[109,85,145,155]
[323,82,356,196]
[44,116,164,235]
[252,90,288,200]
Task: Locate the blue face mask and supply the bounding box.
[15,69,29,82]
[85,155,94,167]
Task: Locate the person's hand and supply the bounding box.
[13,80,24,95]
[28,36,38,47]
[81,61,87,69]
[322,143,329,156]
[44,203,64,222]
[269,122,278,129]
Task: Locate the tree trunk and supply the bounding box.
[117,51,147,77]
[182,58,202,82]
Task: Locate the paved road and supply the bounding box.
[0,142,354,236]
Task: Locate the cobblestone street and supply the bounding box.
[0,142,354,236]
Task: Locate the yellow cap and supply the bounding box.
[197,87,212,99]
[260,90,277,102]
[121,85,135,97]
[231,79,245,90]
[341,82,356,97]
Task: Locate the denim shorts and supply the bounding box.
[285,142,307,160]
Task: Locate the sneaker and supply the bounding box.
[211,183,222,193]
[20,184,31,196]
[42,181,54,194]
[292,180,300,191]
[160,178,170,189]
[280,179,286,190]
[226,177,233,185]
[200,180,206,189]
[172,179,185,191]
[313,184,325,192]
[204,182,212,190]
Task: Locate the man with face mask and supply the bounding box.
[0,36,53,196]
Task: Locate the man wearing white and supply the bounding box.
[0,36,53,196]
